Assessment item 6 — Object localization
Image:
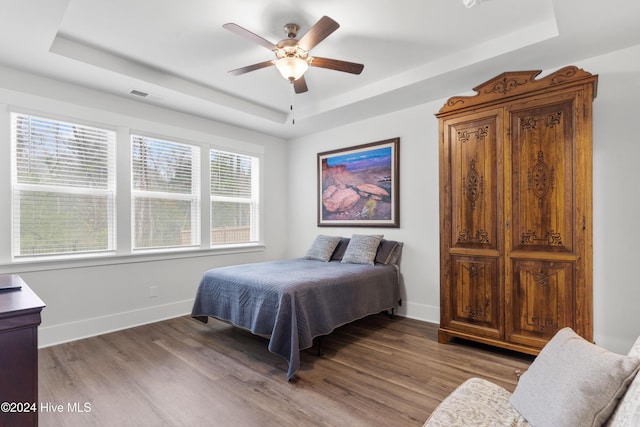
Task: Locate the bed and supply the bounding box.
[191,235,402,380]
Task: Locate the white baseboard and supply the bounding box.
[38,299,194,348]
[397,301,440,325]
[38,299,439,348]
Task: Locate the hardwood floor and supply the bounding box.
[38,314,533,426]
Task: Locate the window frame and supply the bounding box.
[2,108,264,271]
[10,112,117,261]
[130,133,201,252]
[209,148,261,247]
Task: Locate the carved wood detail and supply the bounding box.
[527,151,555,209]
[457,229,490,244]
[463,160,483,209]
[438,66,596,115]
[463,264,487,321]
[452,257,498,332]
[520,229,563,246]
[458,125,489,143]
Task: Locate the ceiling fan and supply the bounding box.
[224,16,364,94]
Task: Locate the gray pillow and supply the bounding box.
[607,336,640,427]
[330,237,350,261]
[509,327,640,427]
[304,235,342,262]
[374,239,402,265]
[341,234,383,265]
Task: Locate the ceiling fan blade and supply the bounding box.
[293,76,308,94]
[223,23,277,51]
[228,60,275,76]
[309,57,364,74]
[298,16,340,52]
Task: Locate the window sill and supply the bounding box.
[0,244,266,274]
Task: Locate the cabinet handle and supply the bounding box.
[515,369,523,381]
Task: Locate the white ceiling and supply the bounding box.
[1,0,639,139]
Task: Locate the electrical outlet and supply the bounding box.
[149,286,158,298]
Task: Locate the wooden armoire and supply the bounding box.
[437,66,597,355]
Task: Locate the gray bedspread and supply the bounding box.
[191,258,399,380]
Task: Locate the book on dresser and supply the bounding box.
[0,274,22,292]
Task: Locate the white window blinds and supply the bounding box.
[11,113,116,258]
[132,135,200,249]
[210,149,259,245]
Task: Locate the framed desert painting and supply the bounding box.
[318,137,399,227]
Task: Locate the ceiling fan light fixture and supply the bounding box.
[224,16,363,93]
[275,56,308,81]
[463,0,482,7]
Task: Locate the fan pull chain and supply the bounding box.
[290,83,296,125]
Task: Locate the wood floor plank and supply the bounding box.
[38,314,532,426]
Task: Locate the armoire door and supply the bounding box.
[440,110,503,340]
[506,91,592,348]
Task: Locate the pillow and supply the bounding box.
[341,234,383,265]
[630,335,640,358]
[374,239,402,265]
[330,237,350,261]
[606,335,640,427]
[509,327,640,427]
[304,235,342,262]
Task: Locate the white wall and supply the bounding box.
[3,43,639,355]
[0,67,290,347]
[579,44,640,352]
[287,43,640,354]
[287,102,442,321]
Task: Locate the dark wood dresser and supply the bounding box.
[0,275,45,427]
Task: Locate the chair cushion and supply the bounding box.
[424,377,531,427]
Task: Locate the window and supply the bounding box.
[8,112,261,264]
[132,135,200,250]
[210,149,260,245]
[11,113,116,258]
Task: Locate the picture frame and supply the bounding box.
[318,137,399,227]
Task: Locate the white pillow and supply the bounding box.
[509,327,640,427]
[606,336,640,427]
[304,235,341,262]
[341,234,383,265]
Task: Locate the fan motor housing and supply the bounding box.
[283,23,299,39]
[276,38,308,59]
